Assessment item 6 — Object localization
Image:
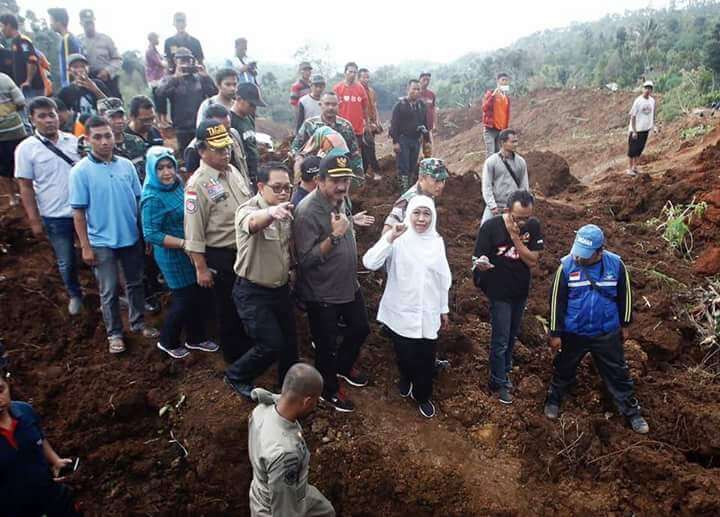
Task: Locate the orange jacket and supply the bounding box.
[482,90,510,130]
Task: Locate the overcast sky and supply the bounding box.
[23,0,664,68]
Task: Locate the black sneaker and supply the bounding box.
[497,387,513,405]
[320,389,355,413]
[337,368,369,387]
[398,377,413,398]
[419,400,436,418]
[224,376,254,400]
[544,401,560,419]
[144,298,161,314]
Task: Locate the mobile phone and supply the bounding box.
[58,457,80,477]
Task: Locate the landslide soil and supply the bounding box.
[2,88,720,515]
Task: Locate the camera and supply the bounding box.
[181,64,199,74]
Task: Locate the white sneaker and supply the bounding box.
[68,297,82,316]
[108,337,126,354]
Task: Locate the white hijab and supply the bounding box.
[391,195,452,299]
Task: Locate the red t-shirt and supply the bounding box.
[333,81,368,135]
[0,418,18,449]
[420,89,437,130]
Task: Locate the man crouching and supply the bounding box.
[248,363,335,516]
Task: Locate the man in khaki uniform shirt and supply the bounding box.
[225,162,298,399]
[184,121,252,363]
[248,364,335,517]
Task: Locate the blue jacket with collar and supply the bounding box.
[549,250,632,337]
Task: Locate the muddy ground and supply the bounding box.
[1,89,720,515]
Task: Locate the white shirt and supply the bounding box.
[629,95,655,133]
[362,196,452,340]
[14,131,80,218]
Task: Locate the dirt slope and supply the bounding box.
[1,88,719,515]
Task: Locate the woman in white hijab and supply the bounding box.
[363,195,452,418]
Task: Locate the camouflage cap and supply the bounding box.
[418,158,449,180]
[97,97,125,116]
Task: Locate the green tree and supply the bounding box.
[704,23,720,79]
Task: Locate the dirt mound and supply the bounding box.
[3,89,720,514]
[525,150,579,196]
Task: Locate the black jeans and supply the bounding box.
[396,134,421,179]
[390,329,437,403]
[205,247,252,363]
[226,279,298,386]
[361,132,380,174]
[547,330,640,417]
[160,284,209,349]
[306,290,370,396]
[176,129,195,155]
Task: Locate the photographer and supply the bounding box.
[389,79,427,192]
[155,47,217,153]
[57,53,109,124]
[0,366,81,516]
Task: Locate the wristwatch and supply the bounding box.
[330,233,342,246]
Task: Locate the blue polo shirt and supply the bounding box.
[0,401,54,511]
[69,153,142,248]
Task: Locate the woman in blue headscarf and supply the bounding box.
[141,146,218,359]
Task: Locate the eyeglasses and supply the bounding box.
[267,184,293,194]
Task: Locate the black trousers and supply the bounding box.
[306,290,370,396]
[160,283,209,349]
[205,247,252,363]
[361,132,380,173]
[627,130,650,158]
[547,330,640,416]
[226,279,298,386]
[176,129,195,155]
[18,482,82,517]
[390,329,437,403]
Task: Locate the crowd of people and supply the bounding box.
[0,9,656,516]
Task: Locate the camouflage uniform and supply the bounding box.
[292,115,363,178]
[115,132,149,182]
[384,158,449,227]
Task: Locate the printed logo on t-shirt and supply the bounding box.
[496,245,519,259]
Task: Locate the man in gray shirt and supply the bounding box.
[293,154,370,413]
[78,9,123,98]
[295,74,325,132]
[481,129,529,224]
[248,363,335,517]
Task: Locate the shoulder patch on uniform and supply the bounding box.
[282,454,300,486]
[185,192,198,214]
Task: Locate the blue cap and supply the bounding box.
[571,224,604,259]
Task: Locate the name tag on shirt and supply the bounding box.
[204,179,227,203]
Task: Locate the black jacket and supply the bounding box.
[156,74,217,131]
[389,97,427,143]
